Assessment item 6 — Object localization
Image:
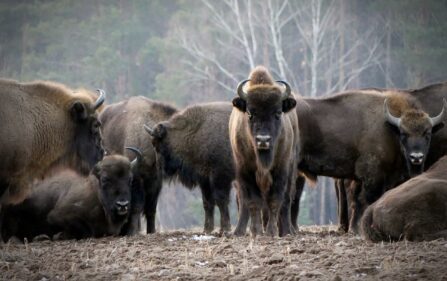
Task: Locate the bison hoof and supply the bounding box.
[233,228,247,237]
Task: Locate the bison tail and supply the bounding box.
[249,66,274,85]
[360,205,383,242]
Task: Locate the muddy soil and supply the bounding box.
[1,226,446,281]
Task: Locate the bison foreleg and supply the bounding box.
[144,176,162,234]
[248,200,263,237]
[234,189,249,236]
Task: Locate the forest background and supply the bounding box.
[1,0,447,229]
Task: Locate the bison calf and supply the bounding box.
[361,155,447,242]
[1,153,139,242]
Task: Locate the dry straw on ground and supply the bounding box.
[1,226,446,281]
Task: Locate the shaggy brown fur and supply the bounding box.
[249,66,275,85]
[0,79,104,205]
[361,155,447,242]
[230,66,299,237]
[99,96,178,234]
[1,155,132,241]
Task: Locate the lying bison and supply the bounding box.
[0,79,105,205]
[361,155,447,242]
[1,150,140,242]
[296,89,446,233]
[145,102,234,233]
[100,96,178,234]
[229,66,299,237]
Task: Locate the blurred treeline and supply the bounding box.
[1,0,447,229]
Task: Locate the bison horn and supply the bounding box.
[429,98,447,126]
[276,80,291,100]
[125,147,143,171]
[144,124,155,137]
[237,79,250,100]
[384,99,401,128]
[94,89,106,110]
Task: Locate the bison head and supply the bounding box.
[385,99,446,176]
[70,89,105,174]
[144,122,181,177]
[92,151,139,224]
[233,79,296,168]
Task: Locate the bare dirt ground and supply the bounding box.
[1,226,447,281]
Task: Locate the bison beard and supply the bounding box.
[257,150,274,170]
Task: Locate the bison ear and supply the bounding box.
[70,101,88,122]
[232,97,246,112]
[282,98,296,113]
[152,124,167,139]
[432,122,445,134]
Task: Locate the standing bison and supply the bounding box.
[145,102,234,233]
[296,89,446,233]
[229,66,299,237]
[1,151,140,242]
[99,96,178,234]
[0,79,105,205]
[361,155,447,242]
[408,81,447,168]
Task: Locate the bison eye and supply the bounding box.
[400,133,408,141]
[275,111,282,120]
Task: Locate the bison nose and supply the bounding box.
[115,200,129,214]
[409,152,424,165]
[255,135,271,150]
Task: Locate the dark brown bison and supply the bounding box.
[99,96,178,234]
[296,89,446,233]
[335,83,447,233]
[408,82,447,167]
[230,66,299,237]
[0,79,105,205]
[361,155,447,242]
[1,152,140,242]
[145,102,234,233]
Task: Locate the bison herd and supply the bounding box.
[1,66,447,243]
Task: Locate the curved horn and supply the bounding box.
[237,79,250,100]
[125,147,143,171]
[276,80,291,100]
[384,99,401,127]
[94,89,106,110]
[429,98,447,126]
[144,124,155,137]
